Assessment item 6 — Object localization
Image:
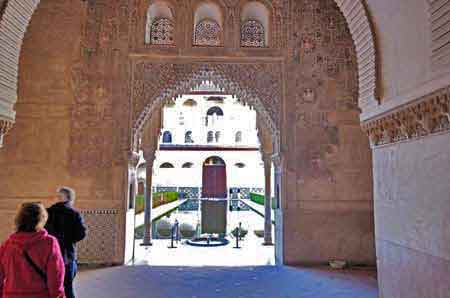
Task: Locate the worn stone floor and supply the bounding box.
[76,266,378,298]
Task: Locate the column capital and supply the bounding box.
[272,153,283,168]
[128,151,140,168]
[0,119,14,148]
[261,152,273,164]
[272,153,283,174]
[142,150,156,164]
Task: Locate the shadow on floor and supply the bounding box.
[76,265,378,298]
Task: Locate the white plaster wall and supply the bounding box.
[161,94,259,146]
[373,132,450,297]
[142,150,271,189]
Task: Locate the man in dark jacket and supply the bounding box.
[45,186,87,298]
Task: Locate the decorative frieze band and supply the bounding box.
[0,118,13,147]
[362,86,450,147]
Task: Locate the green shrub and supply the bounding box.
[249,193,276,209]
[135,192,179,214]
[135,195,145,214]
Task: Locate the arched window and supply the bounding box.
[215,131,221,142]
[241,20,265,47]
[193,2,223,46]
[185,131,194,143]
[150,18,174,45]
[207,131,214,143]
[206,96,224,103]
[235,162,246,168]
[204,156,226,166]
[160,162,175,168]
[145,2,175,45]
[235,131,242,143]
[206,106,224,116]
[182,162,194,168]
[162,131,172,143]
[206,106,224,126]
[183,99,197,107]
[241,1,270,47]
[194,19,222,46]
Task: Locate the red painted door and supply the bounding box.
[202,165,227,198]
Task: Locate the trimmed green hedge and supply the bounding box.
[135,192,179,214]
[249,193,276,209]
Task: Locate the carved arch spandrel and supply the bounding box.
[0,0,378,144]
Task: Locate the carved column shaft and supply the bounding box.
[263,153,273,246]
[142,153,155,246]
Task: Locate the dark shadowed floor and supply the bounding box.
[76,265,378,298]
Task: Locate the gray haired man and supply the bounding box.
[45,187,87,298]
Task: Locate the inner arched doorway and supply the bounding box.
[201,156,228,235]
[202,156,227,199]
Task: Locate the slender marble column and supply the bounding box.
[142,155,155,246]
[263,153,273,246]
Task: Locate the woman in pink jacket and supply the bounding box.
[0,202,65,298]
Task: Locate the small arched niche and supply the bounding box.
[182,162,194,168]
[160,162,175,168]
[146,1,175,45]
[185,131,194,143]
[193,2,223,46]
[203,156,226,166]
[162,131,173,143]
[183,99,198,107]
[235,131,243,143]
[206,106,224,116]
[241,1,270,47]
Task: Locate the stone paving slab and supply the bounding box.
[76,266,378,298]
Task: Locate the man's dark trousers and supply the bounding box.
[64,260,77,298]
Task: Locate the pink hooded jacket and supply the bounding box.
[0,229,65,298]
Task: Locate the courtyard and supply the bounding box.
[134,206,275,266]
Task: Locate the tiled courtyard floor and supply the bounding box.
[76,265,378,298]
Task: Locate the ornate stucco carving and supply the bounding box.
[362,87,450,147]
[131,62,282,152]
[0,118,13,147]
[0,0,377,137]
